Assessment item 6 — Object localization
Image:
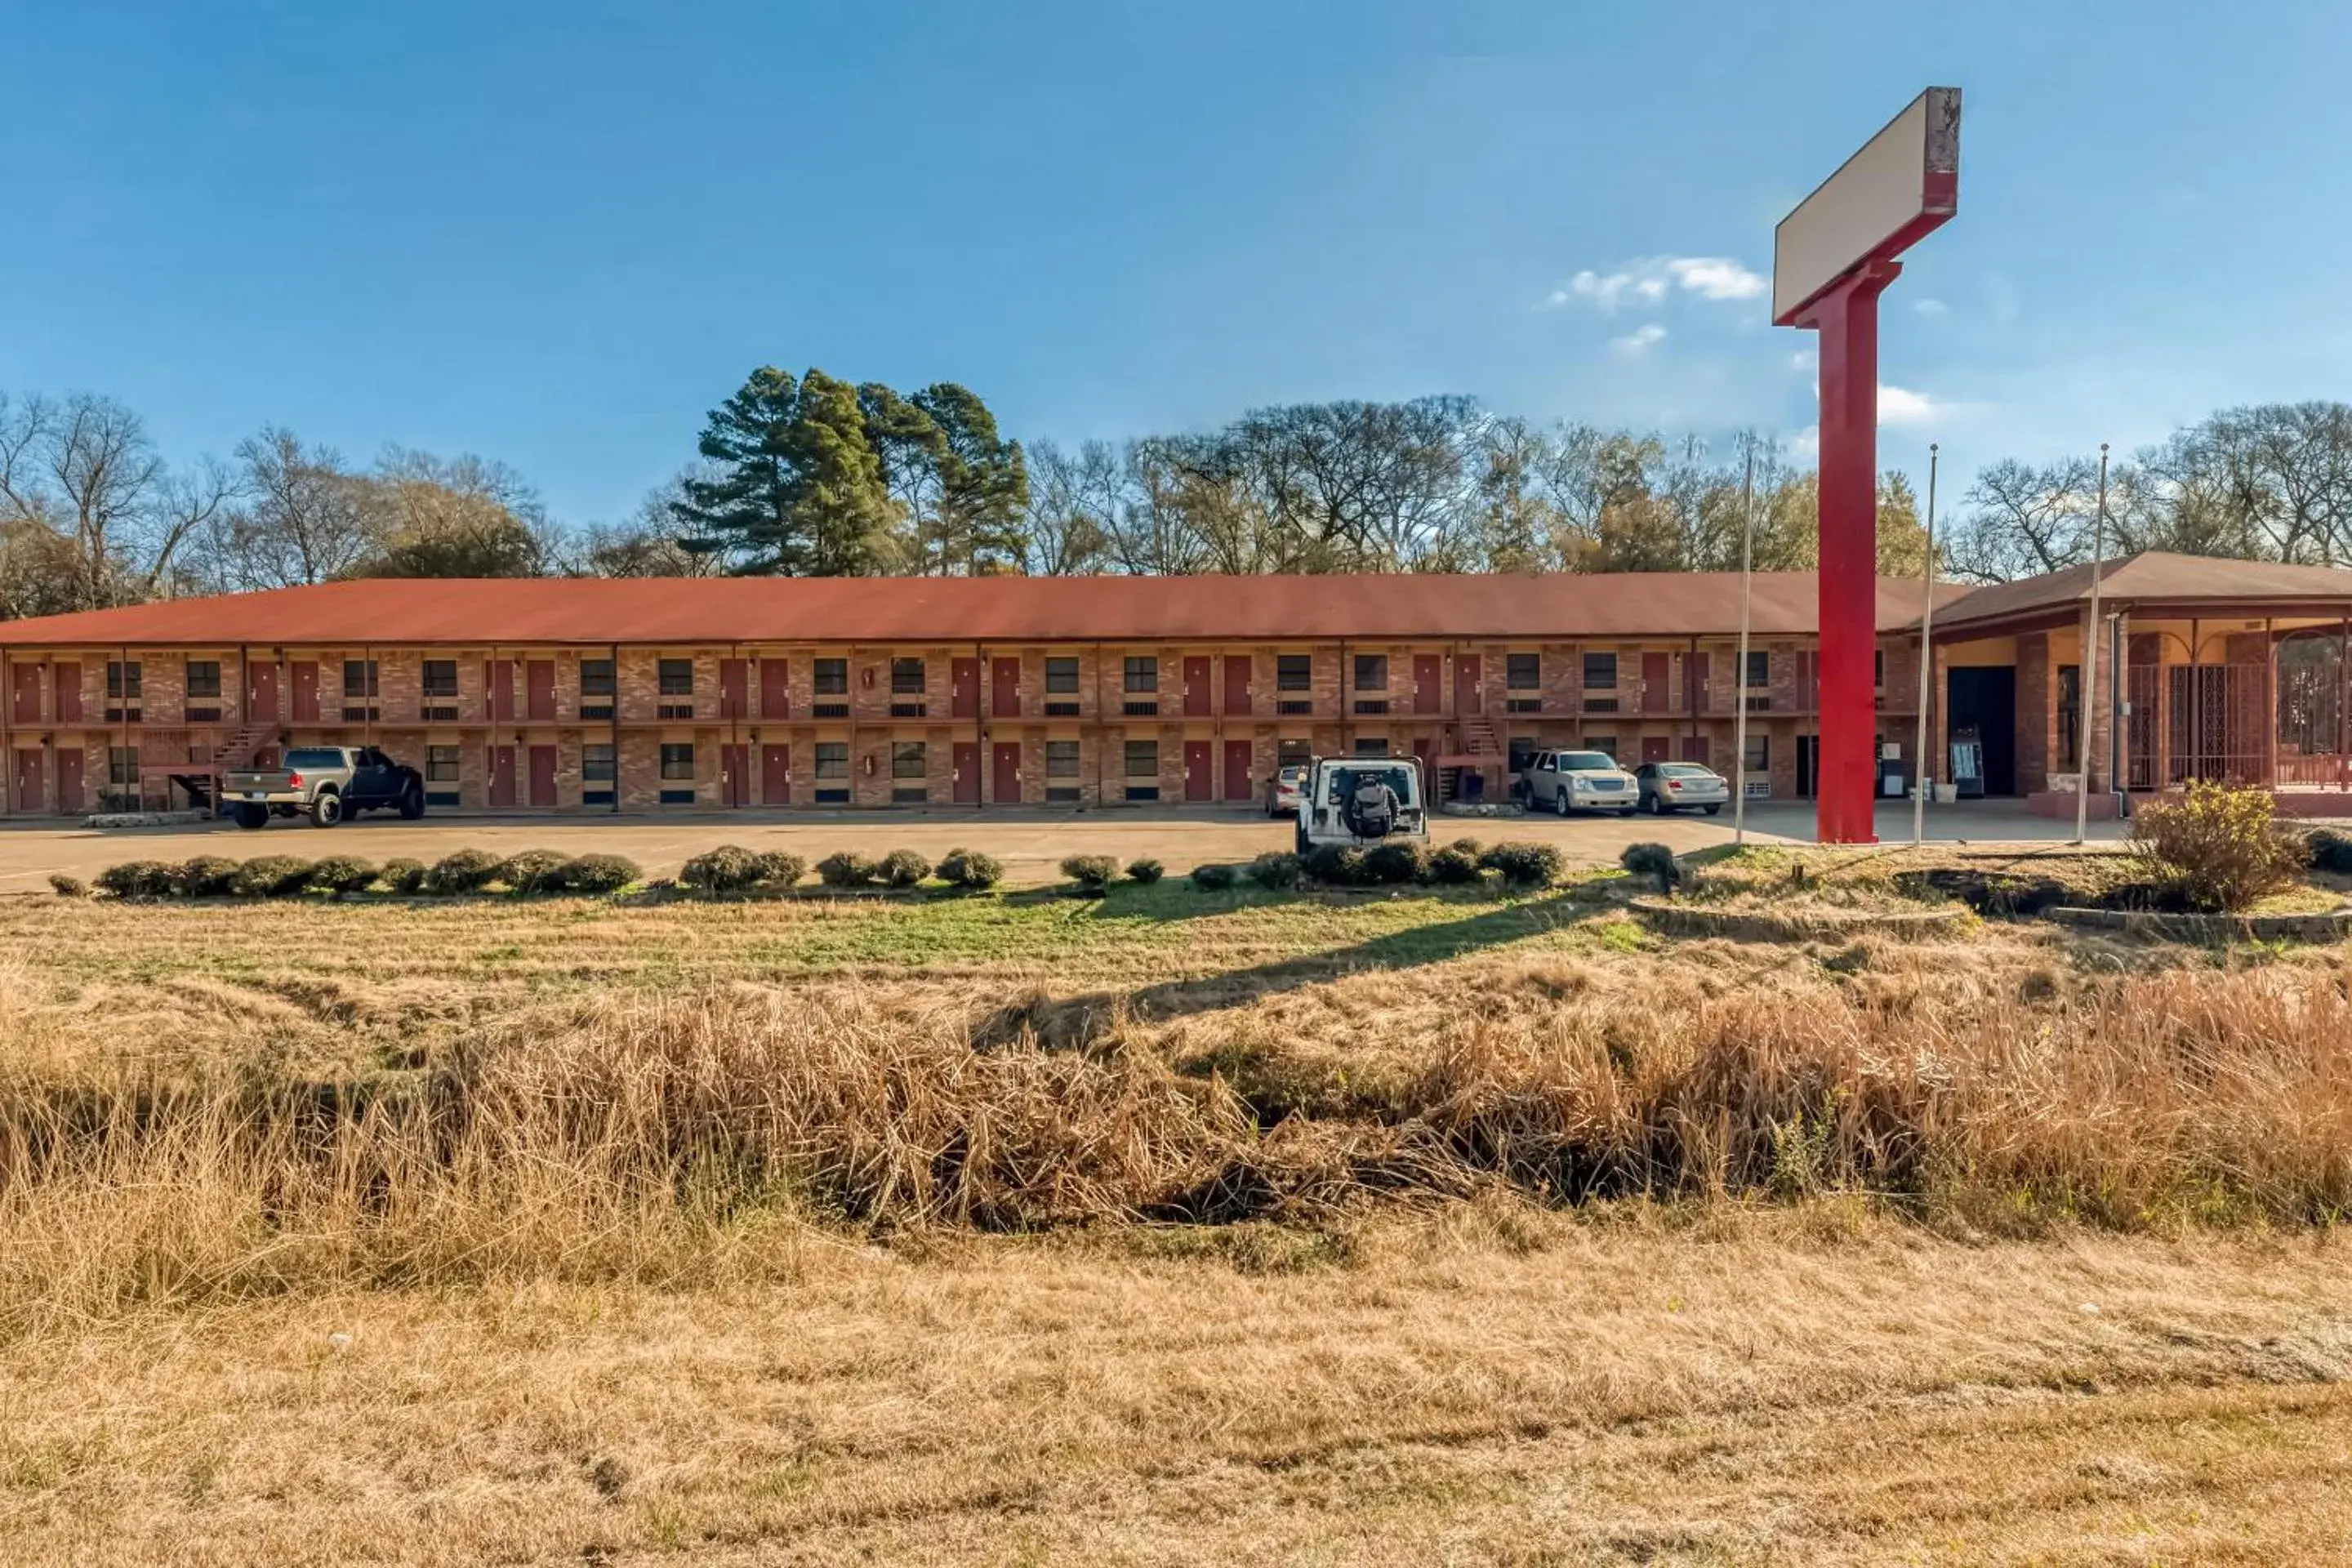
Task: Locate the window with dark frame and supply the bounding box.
[425,746,461,782]
[1044,657,1080,693]
[1277,738,1312,767]
[580,659,617,697]
[1743,731,1769,774]
[1508,653,1542,690]
[422,660,459,698]
[107,661,141,699]
[1122,657,1157,693]
[1582,652,1616,689]
[814,742,849,779]
[109,746,139,786]
[185,660,221,699]
[891,658,927,694]
[1045,741,1080,777]
[659,742,695,781]
[2056,665,2082,770]
[581,743,617,782]
[1125,739,1158,776]
[658,659,694,696]
[892,741,928,779]
[1352,654,1388,691]
[813,659,849,695]
[1744,650,1770,689]
[1276,655,1312,692]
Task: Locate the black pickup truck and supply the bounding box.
[220,746,428,828]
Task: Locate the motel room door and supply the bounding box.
[1223,655,1252,716]
[761,744,791,805]
[56,750,83,815]
[951,660,981,719]
[992,742,1021,804]
[487,746,517,808]
[1413,655,1441,715]
[528,745,559,808]
[990,658,1021,718]
[952,742,981,804]
[52,662,83,724]
[290,662,320,723]
[14,750,42,813]
[1454,653,1482,715]
[1223,739,1251,801]
[11,664,40,724]
[1183,740,1214,802]
[527,662,558,722]
[1642,737,1671,764]
[719,743,749,807]
[247,662,278,721]
[1183,657,1212,717]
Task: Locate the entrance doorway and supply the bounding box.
[992,742,1021,804]
[1946,666,2017,795]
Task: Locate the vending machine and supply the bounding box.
[1949,728,1984,800]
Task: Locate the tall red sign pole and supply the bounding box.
[1773,87,1958,845]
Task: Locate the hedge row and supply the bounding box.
[74,849,643,901]
[1185,839,1566,893]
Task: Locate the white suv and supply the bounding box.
[1518,750,1638,817]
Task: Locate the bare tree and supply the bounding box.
[209,427,376,589]
[0,391,234,608]
[577,470,725,577]
[1944,457,2102,582]
[1019,439,1116,576]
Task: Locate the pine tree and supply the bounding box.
[787,371,896,577]
[670,368,803,572]
[913,383,1029,574]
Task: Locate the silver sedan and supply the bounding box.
[1634,760,1731,815]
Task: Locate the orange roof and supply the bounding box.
[0,572,1967,648]
[1931,552,2352,631]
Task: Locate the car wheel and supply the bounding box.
[230,803,267,831]
[1554,789,1570,817]
[1704,804,1722,815]
[310,791,342,828]
[399,784,425,820]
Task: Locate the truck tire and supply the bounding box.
[230,803,268,831]
[397,781,425,820]
[310,790,343,828]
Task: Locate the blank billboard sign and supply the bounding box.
[1772,87,1960,325]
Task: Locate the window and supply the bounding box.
[422,660,459,698]
[1875,649,1886,687]
[1743,731,1769,775]
[1581,737,1619,762]
[185,660,221,699]
[2056,665,2082,770]
[1278,738,1312,767]
[1744,651,1770,690]
[426,746,462,782]
[1352,737,1390,757]
[342,659,379,697]
[581,743,617,782]
[658,659,694,696]
[814,742,849,779]
[1582,653,1615,690]
[1353,654,1388,691]
[659,743,695,781]
[107,661,141,699]
[580,659,616,697]
[1508,653,1542,690]
[1276,655,1312,692]
[1044,657,1080,693]
[892,741,928,779]
[1122,657,1157,693]
[1046,741,1080,777]
[1125,740,1158,776]
[109,746,139,786]
[814,659,849,695]
[1507,737,1539,772]
[891,658,926,694]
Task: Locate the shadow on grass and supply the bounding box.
[973,889,1619,1045]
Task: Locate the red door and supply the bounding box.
[528,745,558,807]
[719,659,748,719]
[992,742,1021,804]
[246,662,276,721]
[1642,736,1671,764]
[1685,652,1711,714]
[291,662,319,723]
[527,662,556,721]
[951,658,980,719]
[761,744,791,804]
[1183,740,1213,801]
[1414,654,1441,715]
[1223,739,1251,801]
[487,746,516,807]
[56,750,83,814]
[1797,650,1820,710]
[1223,655,1252,716]
[1680,735,1712,766]
[1183,657,1211,717]
[952,742,981,804]
[485,660,515,722]
[991,657,1021,717]
[720,742,749,806]
[53,663,82,724]
[760,658,790,719]
[1642,653,1672,714]
[14,751,41,812]
[1454,654,1481,715]
[1412,736,1433,782]
[11,666,38,724]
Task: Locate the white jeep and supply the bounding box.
[1294,757,1429,853]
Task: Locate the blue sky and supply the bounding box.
[5,1,2347,523]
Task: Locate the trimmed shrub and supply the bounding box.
[496,849,572,895]
[1245,851,1303,890]
[1190,862,1239,892]
[229,856,315,898]
[1425,843,1484,885]
[1362,841,1427,885]
[172,855,240,898]
[1125,858,1165,884]
[2305,826,2352,875]
[817,851,880,889]
[751,850,805,889]
[1619,841,1681,893]
[308,855,380,895]
[380,858,430,895]
[2129,780,2303,912]
[1481,840,1566,890]
[554,853,639,894]
[938,849,1004,889]
[1061,854,1119,893]
[424,848,502,895]
[96,861,178,900]
[1303,844,1367,886]
[680,844,764,894]
[879,849,932,889]
[47,873,87,898]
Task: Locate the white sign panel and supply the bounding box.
[1772,87,1960,324]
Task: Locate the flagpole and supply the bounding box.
[1732,439,1756,845]
[1911,443,1939,847]
[2074,443,2109,846]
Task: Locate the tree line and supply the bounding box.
[3,370,2347,622]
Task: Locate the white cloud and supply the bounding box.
[1913,297,1947,316]
[1791,425,1820,461]
[1877,385,1942,426]
[1545,255,1767,312]
[1789,349,1815,372]
[1611,323,1668,357]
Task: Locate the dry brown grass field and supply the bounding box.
[5,845,2352,1564]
